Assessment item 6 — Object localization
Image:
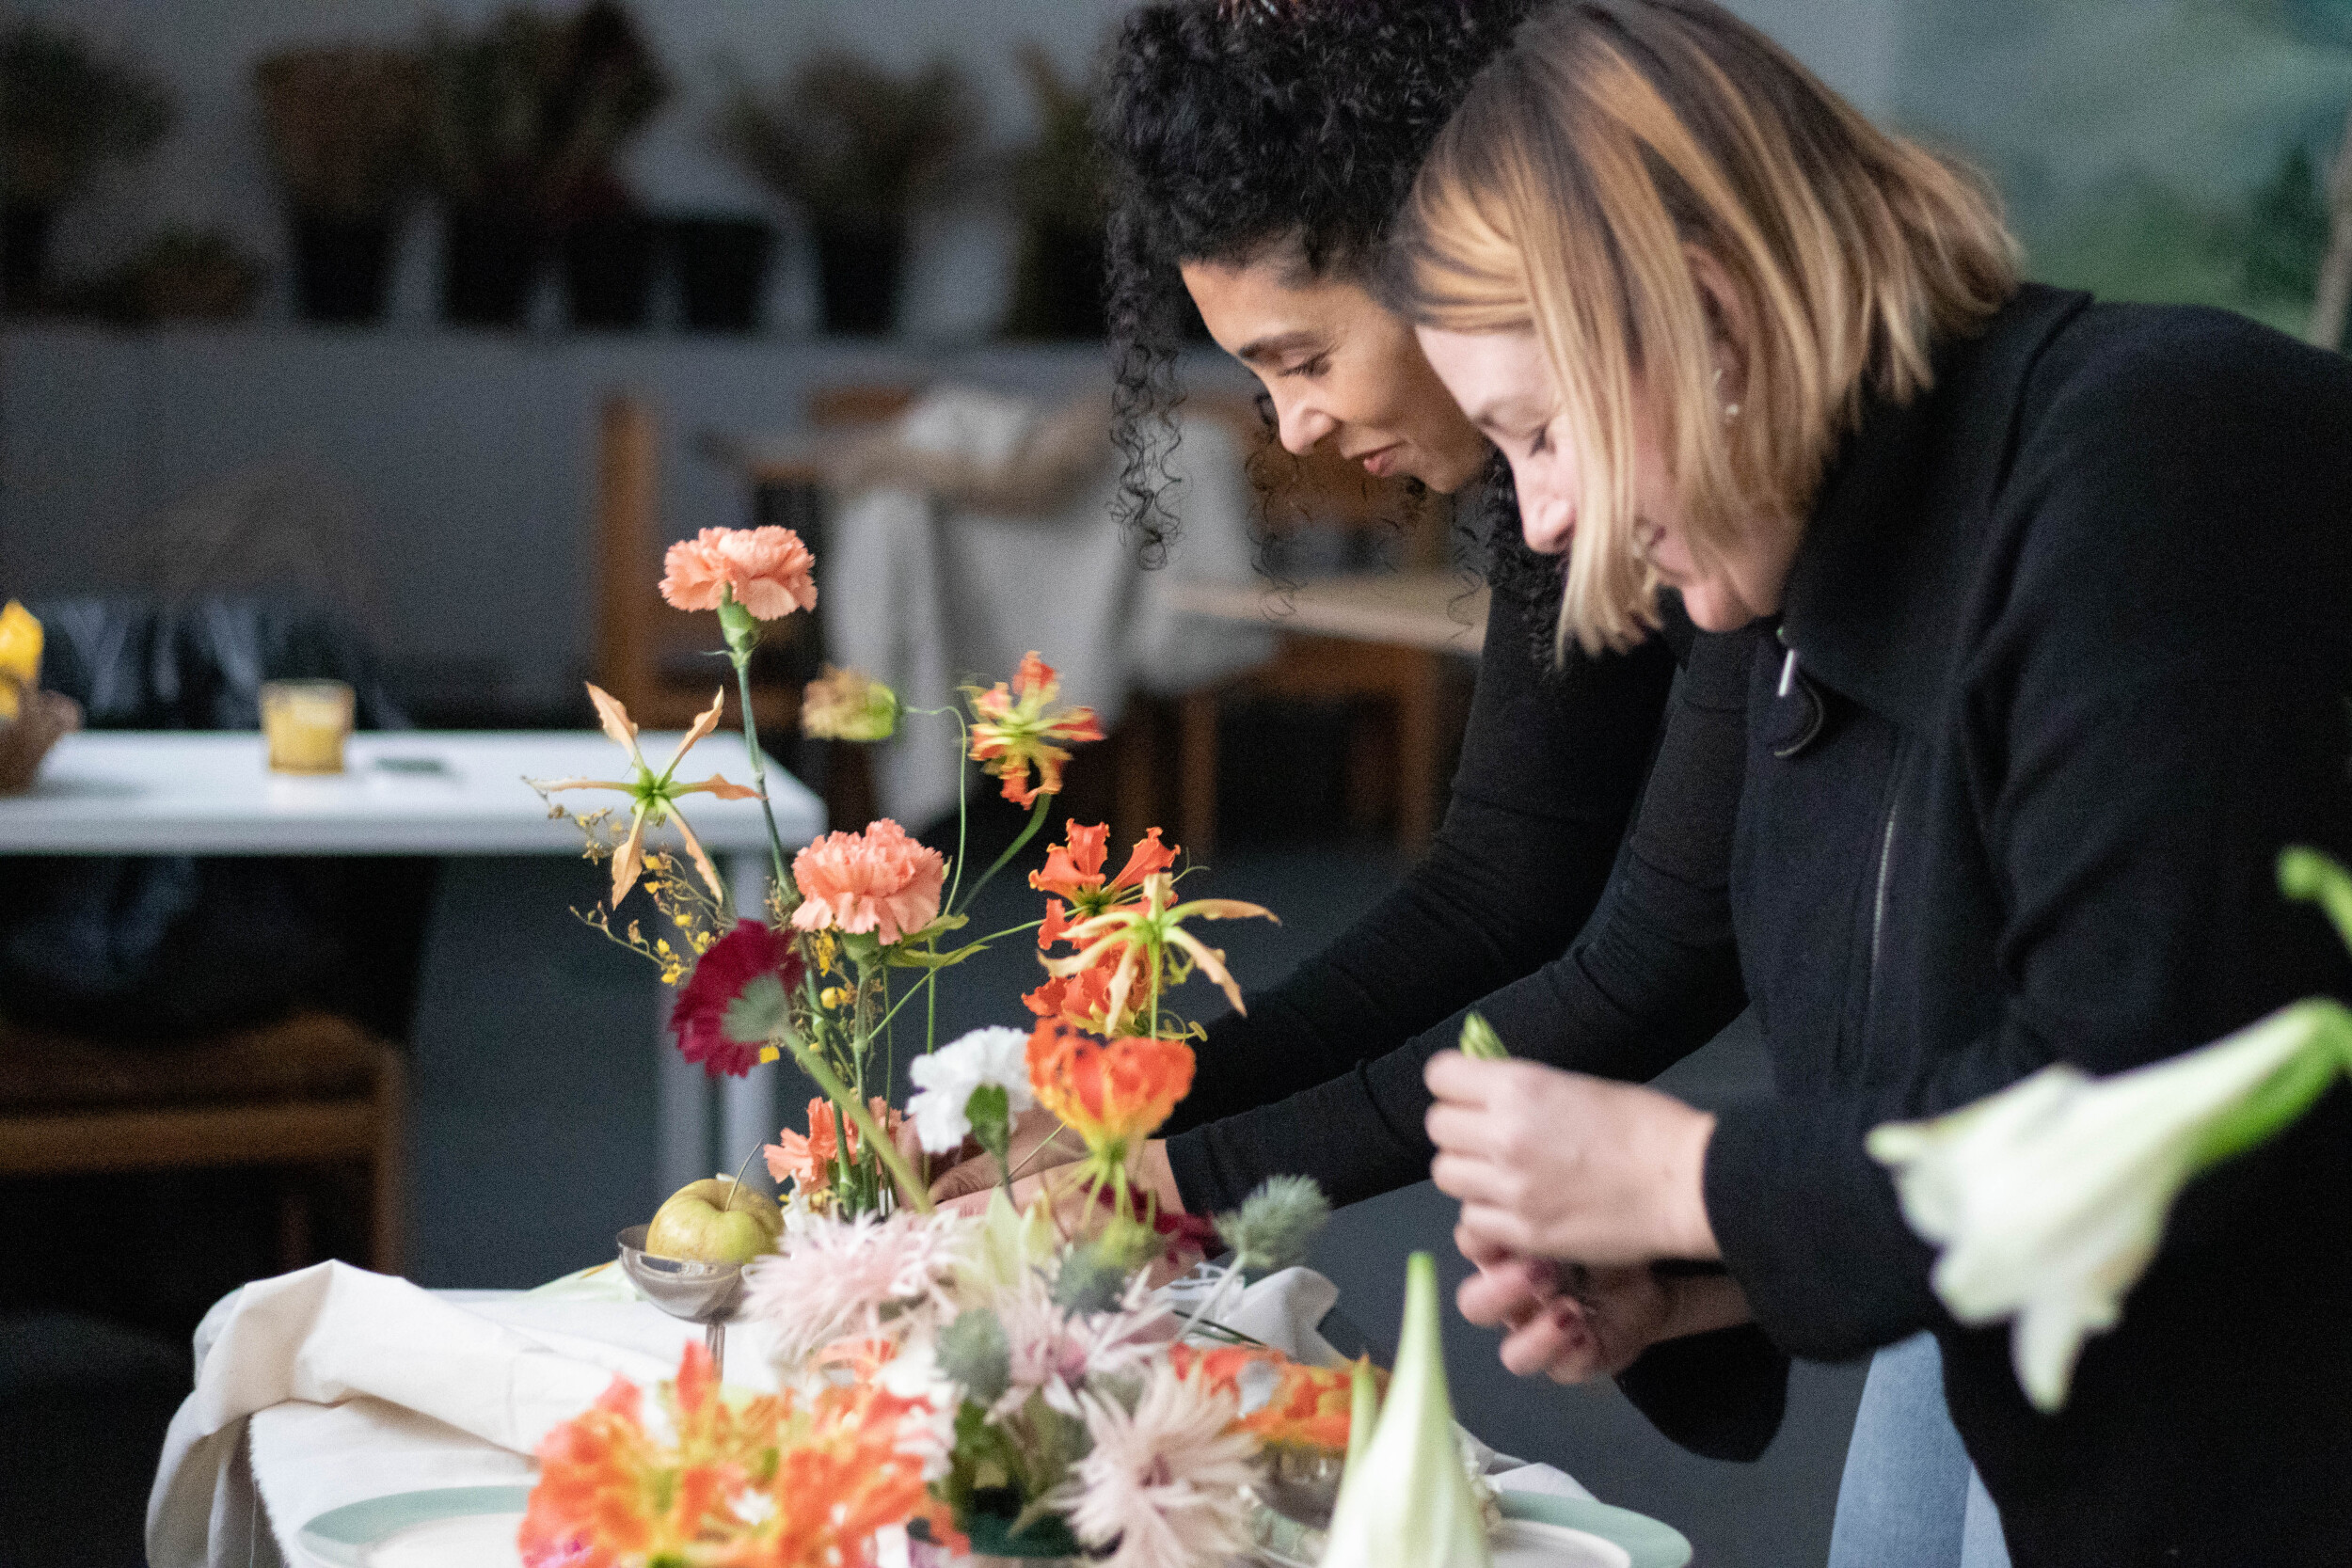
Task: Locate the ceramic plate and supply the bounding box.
[1255,1491,1689,1568]
[1500,1491,1693,1568]
[297,1486,530,1568]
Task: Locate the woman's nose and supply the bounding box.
[1520,491,1574,555]
[1276,396,1337,456]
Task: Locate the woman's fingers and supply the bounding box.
[930,1155,997,1202]
[1429,1151,1526,1210]
[928,1109,1081,1202]
[1457,1258,1554,1327]
[1454,1200,1537,1258]
[1501,1299,1600,1381]
[1422,1101,1493,1154]
[1424,1048,1517,1106]
[1453,1220,1516,1269]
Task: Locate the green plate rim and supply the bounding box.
[296,1485,532,1567]
[294,1481,1687,1568]
[1500,1489,1694,1568]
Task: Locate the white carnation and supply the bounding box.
[907,1025,1036,1153]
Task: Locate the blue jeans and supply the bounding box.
[1826,1333,2010,1568]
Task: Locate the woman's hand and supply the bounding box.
[1455,1227,1671,1381]
[1456,1227,1756,1384]
[936,1141,1196,1283]
[1424,1053,1721,1264]
[927,1105,1083,1203]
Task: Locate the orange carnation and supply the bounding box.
[763,1096,901,1195]
[790,818,946,944]
[1026,1021,1194,1170]
[660,525,818,621]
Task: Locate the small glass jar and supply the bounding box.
[260,678,355,774]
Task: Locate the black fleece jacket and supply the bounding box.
[1703,285,2352,1563]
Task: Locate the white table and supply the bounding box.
[0,730,825,1197]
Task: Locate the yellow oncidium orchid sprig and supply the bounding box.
[532,684,757,908]
[1040,870,1278,1036]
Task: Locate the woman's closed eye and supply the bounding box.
[1279,355,1331,379]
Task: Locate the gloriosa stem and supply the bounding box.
[958,791,1055,918]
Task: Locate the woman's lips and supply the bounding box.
[1355,443,1403,478]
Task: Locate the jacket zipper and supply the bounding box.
[1867,797,1900,1013]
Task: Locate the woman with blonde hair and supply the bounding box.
[1399,1,2352,1561]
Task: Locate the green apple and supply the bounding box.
[644,1177,783,1264]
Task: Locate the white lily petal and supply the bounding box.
[1868,1002,2336,1412]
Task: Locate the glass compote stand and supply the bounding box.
[615,1225,747,1380]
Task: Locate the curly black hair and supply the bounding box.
[1100,0,1540,569]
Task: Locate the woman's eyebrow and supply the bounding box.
[1234,330,1323,364]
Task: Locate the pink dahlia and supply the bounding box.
[1064,1359,1259,1568]
[790,819,946,945]
[670,920,804,1078]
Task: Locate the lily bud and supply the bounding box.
[1320,1252,1492,1568]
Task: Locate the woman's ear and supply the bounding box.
[1684,246,1753,408]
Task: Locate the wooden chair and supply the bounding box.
[1169,400,1486,858]
[0,1010,405,1274]
[593,393,803,735]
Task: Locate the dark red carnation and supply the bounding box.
[670,920,804,1078]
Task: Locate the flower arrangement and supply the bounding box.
[530,523,1357,1563]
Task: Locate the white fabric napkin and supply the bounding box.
[146,1262,768,1568]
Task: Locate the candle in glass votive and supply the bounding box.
[260,679,354,774]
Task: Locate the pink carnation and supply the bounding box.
[659,526,818,620]
[790,819,946,944]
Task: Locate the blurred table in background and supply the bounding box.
[0,729,822,1206]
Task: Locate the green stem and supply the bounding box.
[783,1036,933,1213]
[922,963,945,1057]
[946,707,975,915]
[858,919,1041,1044]
[718,603,791,910]
[958,792,1055,918]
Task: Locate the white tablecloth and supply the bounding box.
[151,1260,1590,1568]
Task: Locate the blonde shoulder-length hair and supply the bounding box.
[1386,0,2018,653]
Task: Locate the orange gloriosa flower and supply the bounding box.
[520,1341,782,1568]
[1240,1358,1365,1452]
[1032,822,1178,942]
[1026,1021,1195,1174]
[1025,825,1184,1035]
[1165,1344,1379,1454]
[964,652,1104,807]
[1038,871,1277,1040]
[521,1341,953,1568]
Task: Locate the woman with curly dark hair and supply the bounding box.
[929,4,2001,1560]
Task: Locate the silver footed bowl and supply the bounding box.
[615,1225,749,1322]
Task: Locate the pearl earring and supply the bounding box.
[1713,365,1740,421]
